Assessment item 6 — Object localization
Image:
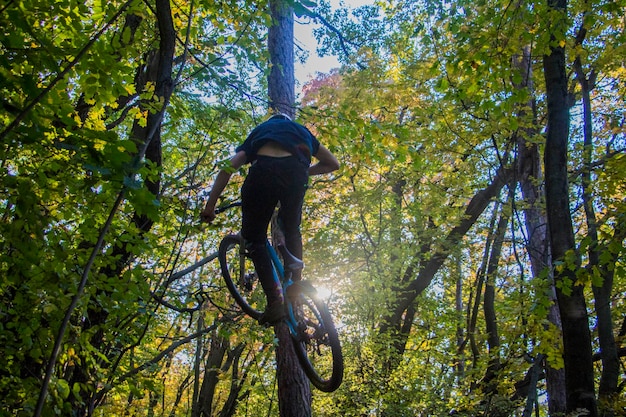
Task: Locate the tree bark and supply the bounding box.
[194,332,228,417]
[543,0,597,414]
[218,344,247,417]
[513,44,566,415]
[575,52,620,416]
[482,204,508,400]
[268,0,295,117]
[276,324,312,416]
[268,1,312,416]
[466,202,499,369]
[454,256,466,382]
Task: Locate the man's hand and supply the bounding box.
[200,205,216,223]
[200,151,246,224]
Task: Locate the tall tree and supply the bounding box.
[513,44,566,415]
[543,0,597,415]
[268,1,313,416]
[0,0,272,414]
[572,6,625,415]
[2,0,625,415]
[307,0,625,415]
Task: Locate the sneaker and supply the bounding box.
[258,301,285,325]
[286,280,314,299]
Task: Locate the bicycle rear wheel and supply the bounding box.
[218,234,264,320]
[288,282,343,392]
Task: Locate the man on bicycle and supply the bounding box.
[201,113,340,324]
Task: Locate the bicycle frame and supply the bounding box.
[216,202,343,392]
[266,242,285,283]
[265,241,302,337]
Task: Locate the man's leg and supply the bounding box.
[245,241,284,322]
[241,160,285,323]
[277,159,308,281]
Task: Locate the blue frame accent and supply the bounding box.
[265,241,284,281]
[265,240,299,335]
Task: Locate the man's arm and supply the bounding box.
[309,144,340,176]
[200,150,247,223]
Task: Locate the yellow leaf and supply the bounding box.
[93,139,107,151]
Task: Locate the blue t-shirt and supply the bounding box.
[236,118,320,165]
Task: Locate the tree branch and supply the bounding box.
[0,0,135,141]
[96,325,218,400]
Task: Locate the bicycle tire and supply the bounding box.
[288,282,343,392]
[218,234,264,320]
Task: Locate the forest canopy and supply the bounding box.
[0,0,625,416]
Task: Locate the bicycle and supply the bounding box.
[215,202,343,393]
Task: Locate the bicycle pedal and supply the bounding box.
[295,331,311,343]
[286,280,314,298]
[296,321,307,332]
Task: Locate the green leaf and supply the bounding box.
[293,0,316,18]
[57,379,70,400]
[123,176,143,190]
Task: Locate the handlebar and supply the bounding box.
[215,201,242,214]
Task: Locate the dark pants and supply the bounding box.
[241,155,308,302]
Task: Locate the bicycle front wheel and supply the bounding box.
[218,234,264,320]
[288,282,343,392]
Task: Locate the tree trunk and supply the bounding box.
[467,202,500,370]
[454,255,466,382]
[574,52,620,416]
[191,308,205,417]
[268,1,312,416]
[480,204,510,417]
[66,1,176,413]
[383,166,512,333]
[217,344,247,417]
[513,45,566,415]
[483,205,508,396]
[268,0,295,117]
[543,0,597,414]
[194,331,228,417]
[276,324,312,416]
